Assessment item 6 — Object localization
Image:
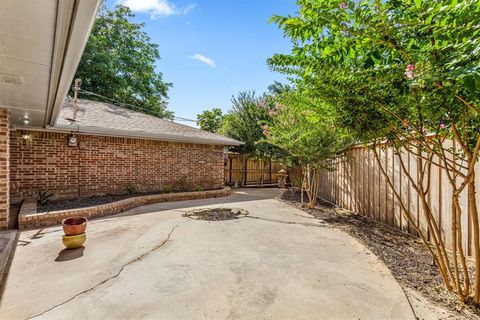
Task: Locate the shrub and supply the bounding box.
[126,184,136,194]
[38,191,54,205]
[163,185,173,193]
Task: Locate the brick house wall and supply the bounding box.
[0,109,9,229]
[10,130,225,204]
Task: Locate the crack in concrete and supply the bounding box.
[25,222,185,320]
[244,215,330,228]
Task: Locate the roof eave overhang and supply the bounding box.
[13,124,244,147]
[45,0,102,128]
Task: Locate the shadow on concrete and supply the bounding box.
[16,228,62,247]
[8,203,20,229]
[55,247,85,262]
[0,230,19,302]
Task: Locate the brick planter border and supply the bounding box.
[19,188,231,230]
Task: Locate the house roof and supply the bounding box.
[54,99,243,146]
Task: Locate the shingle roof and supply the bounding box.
[55,99,242,146]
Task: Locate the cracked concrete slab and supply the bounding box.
[0,189,415,319]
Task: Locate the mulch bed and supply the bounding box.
[37,194,139,213]
[37,189,221,213]
[280,189,480,319]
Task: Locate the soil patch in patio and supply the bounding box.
[183,208,248,221]
[280,189,480,320]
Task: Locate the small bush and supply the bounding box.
[194,185,204,192]
[176,175,189,192]
[38,191,54,205]
[126,184,136,194]
[163,185,173,193]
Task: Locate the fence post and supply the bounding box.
[269,159,272,185]
[229,156,233,185]
[243,156,247,187]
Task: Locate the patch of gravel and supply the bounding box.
[183,208,248,221]
[280,189,480,320]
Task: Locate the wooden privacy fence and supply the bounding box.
[317,143,480,256]
[224,154,286,187]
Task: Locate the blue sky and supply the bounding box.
[105,0,297,124]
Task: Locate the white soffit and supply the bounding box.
[0,0,101,128]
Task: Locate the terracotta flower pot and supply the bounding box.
[62,217,87,236]
[62,233,86,249]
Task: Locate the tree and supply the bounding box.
[269,0,480,304]
[220,91,287,159]
[264,89,352,207]
[196,108,224,132]
[75,5,173,118]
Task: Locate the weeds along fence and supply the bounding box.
[224,153,286,187]
[317,142,480,256]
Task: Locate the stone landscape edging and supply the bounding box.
[18,187,231,230]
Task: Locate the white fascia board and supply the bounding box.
[45,0,102,128]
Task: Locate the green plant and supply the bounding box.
[176,175,190,192]
[126,184,136,194]
[75,5,172,118]
[197,108,224,133]
[268,0,480,304]
[38,191,54,205]
[194,185,204,192]
[162,185,173,193]
[219,90,288,160]
[263,89,352,206]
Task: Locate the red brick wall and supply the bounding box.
[0,109,9,229]
[10,130,225,204]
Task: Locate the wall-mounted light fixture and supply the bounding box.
[68,134,78,147]
[21,133,32,145]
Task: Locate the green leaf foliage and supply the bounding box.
[268,0,480,152]
[219,90,288,159]
[75,5,173,118]
[264,89,352,169]
[197,108,224,133]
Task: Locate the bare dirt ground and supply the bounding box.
[280,189,480,320]
[182,208,249,221]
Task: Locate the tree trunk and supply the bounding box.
[468,170,480,303]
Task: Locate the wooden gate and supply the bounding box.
[224,154,285,187]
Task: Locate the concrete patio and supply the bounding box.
[0,189,414,319]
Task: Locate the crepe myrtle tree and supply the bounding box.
[268,0,480,303]
[262,90,352,207]
[219,90,288,159]
[218,89,291,187]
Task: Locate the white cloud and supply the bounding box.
[120,0,195,19]
[189,54,216,68]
